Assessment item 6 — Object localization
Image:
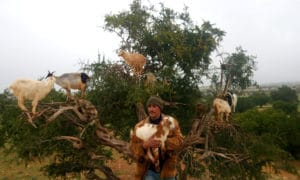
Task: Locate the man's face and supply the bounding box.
[148,104,161,119]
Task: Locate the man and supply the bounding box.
[130,96,184,180]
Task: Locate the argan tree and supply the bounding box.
[0,1,292,180]
[211,46,257,95]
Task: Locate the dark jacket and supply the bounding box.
[130,114,184,179]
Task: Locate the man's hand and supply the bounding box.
[143,138,161,149]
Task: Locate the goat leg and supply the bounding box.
[31,99,39,115]
[154,160,160,172]
[25,112,37,128]
[17,98,28,112]
[146,148,156,164]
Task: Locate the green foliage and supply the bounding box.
[84,61,137,139]
[270,85,298,104]
[0,90,16,146]
[268,85,298,114]
[235,108,300,159]
[285,114,300,158]
[235,96,257,112]
[0,88,113,178]
[41,145,111,177]
[104,0,225,87]
[224,47,257,90]
[236,91,270,112]
[251,91,271,107]
[83,60,145,139]
[103,0,226,136]
[273,100,298,114]
[210,46,257,93]
[210,128,270,179]
[104,0,151,49]
[184,127,272,179]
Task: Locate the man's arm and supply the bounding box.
[130,134,144,158]
[129,121,146,159]
[165,118,184,151]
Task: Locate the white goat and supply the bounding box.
[118,50,146,76]
[213,98,231,122]
[232,93,238,112]
[132,116,175,172]
[225,92,238,112]
[9,71,56,114]
[53,72,89,100]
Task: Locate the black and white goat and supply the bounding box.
[213,92,238,122]
[52,72,89,100]
[225,92,238,112]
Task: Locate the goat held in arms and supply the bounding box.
[130,116,176,172]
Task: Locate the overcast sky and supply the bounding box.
[1,0,299,92]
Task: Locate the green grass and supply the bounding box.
[0,148,48,179]
[0,148,123,179]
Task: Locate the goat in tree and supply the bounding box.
[9,71,56,114]
[225,92,238,112]
[118,50,146,77]
[213,98,231,123]
[53,72,89,100]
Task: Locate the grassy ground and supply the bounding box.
[1,147,299,180]
[0,148,135,179]
[0,148,48,179]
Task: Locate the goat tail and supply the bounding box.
[80,73,90,83]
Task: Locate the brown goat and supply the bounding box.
[118,50,146,76]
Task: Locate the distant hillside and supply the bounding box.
[260,81,300,88]
[199,81,300,95]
